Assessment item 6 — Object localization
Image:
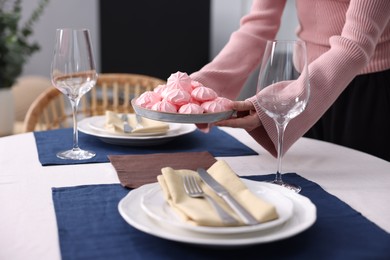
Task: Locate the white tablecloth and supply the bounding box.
[0,127,389,260]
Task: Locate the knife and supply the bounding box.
[197,168,259,225]
[121,114,133,133]
[135,114,144,129]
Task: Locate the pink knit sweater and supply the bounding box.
[191,0,390,157]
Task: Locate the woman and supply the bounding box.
[191,0,390,161]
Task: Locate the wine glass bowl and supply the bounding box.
[52,71,97,100]
[51,28,98,160]
[256,40,310,192]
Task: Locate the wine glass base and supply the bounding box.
[56,148,96,160]
[269,180,301,193]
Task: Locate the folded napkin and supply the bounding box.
[105,111,169,134]
[108,151,217,188]
[157,160,278,227]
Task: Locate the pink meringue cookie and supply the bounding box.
[135,91,161,109]
[151,100,177,113]
[155,84,175,99]
[191,80,204,89]
[160,86,173,99]
[153,84,168,96]
[164,88,191,106]
[166,71,193,93]
[189,97,201,105]
[191,86,218,102]
[178,103,204,114]
[215,97,233,110]
[201,100,226,113]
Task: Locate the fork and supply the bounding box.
[183,175,238,225]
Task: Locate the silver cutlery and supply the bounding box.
[197,168,259,225]
[121,113,133,133]
[183,175,238,225]
[135,114,144,129]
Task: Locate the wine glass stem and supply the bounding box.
[70,99,80,150]
[275,122,288,184]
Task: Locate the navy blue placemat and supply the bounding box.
[52,173,390,260]
[34,127,258,166]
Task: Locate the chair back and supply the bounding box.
[22,73,165,132]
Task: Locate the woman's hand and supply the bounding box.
[213,100,261,131]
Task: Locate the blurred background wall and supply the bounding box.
[21,0,100,77]
[7,0,297,135]
[20,0,298,98]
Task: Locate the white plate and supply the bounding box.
[140,182,293,234]
[88,115,178,137]
[131,99,234,124]
[118,179,317,247]
[78,117,196,146]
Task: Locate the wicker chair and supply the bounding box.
[22,73,165,132]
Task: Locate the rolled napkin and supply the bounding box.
[157,160,278,227]
[105,110,169,134]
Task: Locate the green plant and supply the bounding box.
[0,0,50,89]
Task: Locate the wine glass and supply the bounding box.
[51,28,98,160]
[256,40,310,192]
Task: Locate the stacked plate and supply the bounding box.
[118,179,317,247]
[78,115,197,146]
[131,99,235,124]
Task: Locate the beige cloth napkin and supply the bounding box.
[157,160,278,227]
[105,110,169,134]
[108,152,217,188]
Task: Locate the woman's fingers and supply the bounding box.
[215,110,260,131]
[232,100,254,111]
[195,123,211,133]
[195,100,258,132]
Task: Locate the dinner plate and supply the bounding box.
[87,115,177,137]
[78,117,196,146]
[140,181,293,234]
[131,99,235,124]
[118,179,317,247]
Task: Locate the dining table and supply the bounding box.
[0,126,389,260]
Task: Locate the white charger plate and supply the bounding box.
[118,179,317,247]
[140,181,293,234]
[131,99,234,124]
[78,117,196,146]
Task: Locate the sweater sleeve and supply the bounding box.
[249,0,390,157]
[190,0,286,100]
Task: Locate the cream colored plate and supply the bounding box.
[78,117,196,146]
[118,179,316,247]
